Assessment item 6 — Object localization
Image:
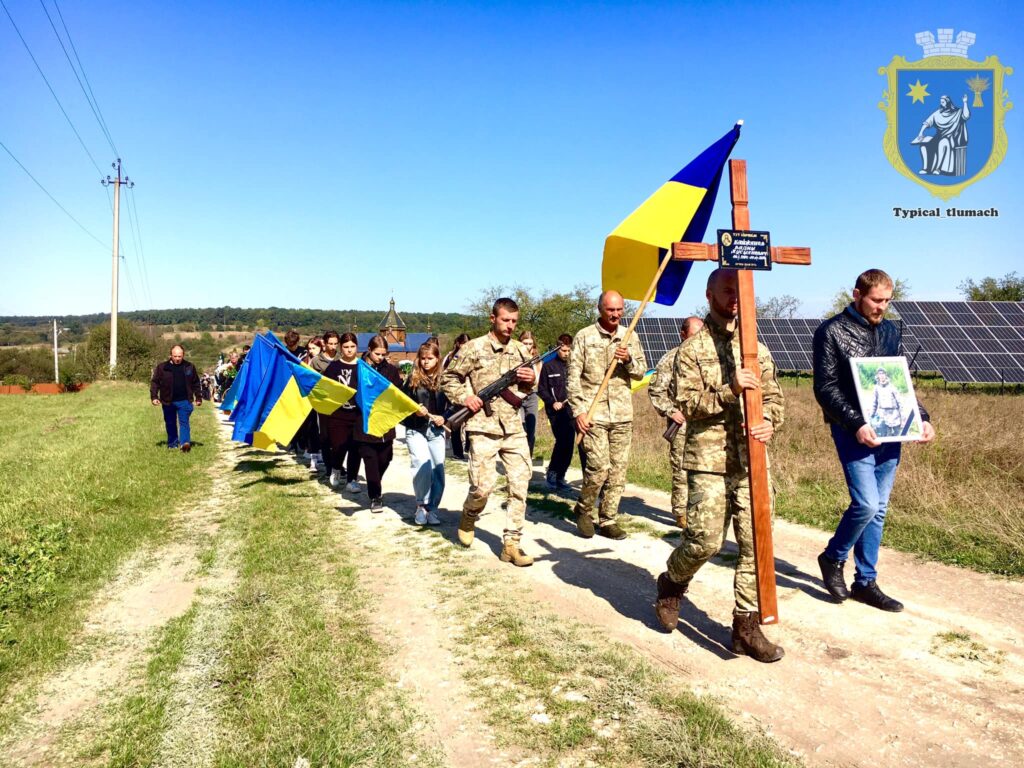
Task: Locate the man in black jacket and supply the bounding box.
[150,344,202,452]
[539,333,584,490]
[812,269,935,612]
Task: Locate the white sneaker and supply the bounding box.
[414,506,428,525]
[329,469,342,488]
[426,510,442,526]
[309,455,318,470]
[345,480,360,493]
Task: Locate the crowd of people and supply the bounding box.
[152,267,936,664]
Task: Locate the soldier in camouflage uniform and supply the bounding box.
[653,269,786,663]
[441,297,536,567]
[647,316,704,528]
[567,290,647,540]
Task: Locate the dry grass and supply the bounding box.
[537,382,1024,576]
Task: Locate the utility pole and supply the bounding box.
[53,318,59,383]
[101,159,133,374]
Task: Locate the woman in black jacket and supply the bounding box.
[401,340,448,525]
[355,335,402,513]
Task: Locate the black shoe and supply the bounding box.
[817,552,849,601]
[850,581,903,612]
[370,498,384,514]
[575,512,595,538]
[598,523,627,540]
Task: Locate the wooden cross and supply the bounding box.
[673,159,811,625]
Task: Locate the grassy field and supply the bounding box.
[536,382,1024,577]
[0,382,216,701]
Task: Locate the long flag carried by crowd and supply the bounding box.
[220,333,420,450]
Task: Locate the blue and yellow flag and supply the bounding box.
[602,124,741,305]
[630,369,656,393]
[227,335,357,449]
[356,359,420,437]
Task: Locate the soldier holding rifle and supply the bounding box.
[441,298,537,567]
[567,290,647,540]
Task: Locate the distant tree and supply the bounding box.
[825,278,910,318]
[81,321,158,382]
[468,284,598,350]
[756,294,802,319]
[958,272,1024,301]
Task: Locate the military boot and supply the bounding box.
[653,572,688,631]
[457,512,476,547]
[731,612,785,663]
[499,538,534,567]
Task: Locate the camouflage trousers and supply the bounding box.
[574,421,632,526]
[465,431,532,541]
[669,428,687,525]
[666,470,773,614]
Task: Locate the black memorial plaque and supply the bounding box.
[717,229,771,270]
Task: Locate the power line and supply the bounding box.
[127,186,153,308]
[121,184,151,307]
[1,139,108,249]
[1,0,105,176]
[45,0,119,158]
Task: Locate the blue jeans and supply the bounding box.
[824,423,901,586]
[162,400,194,448]
[406,425,446,510]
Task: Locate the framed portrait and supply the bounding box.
[849,356,924,443]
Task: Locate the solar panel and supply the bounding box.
[892,301,1024,383]
[623,316,826,373]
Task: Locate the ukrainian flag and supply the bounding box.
[356,359,420,437]
[630,369,656,393]
[602,123,741,305]
[251,361,356,450]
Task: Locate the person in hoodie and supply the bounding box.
[354,335,402,513]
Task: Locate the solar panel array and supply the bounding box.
[624,316,824,372]
[891,301,1024,383]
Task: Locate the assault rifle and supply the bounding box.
[447,347,558,430]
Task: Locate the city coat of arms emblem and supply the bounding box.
[880,29,1012,199]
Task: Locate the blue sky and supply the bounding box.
[1,0,1021,320]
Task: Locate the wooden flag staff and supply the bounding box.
[575,250,674,442]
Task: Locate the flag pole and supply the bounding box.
[576,249,674,442]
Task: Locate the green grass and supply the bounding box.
[87,607,199,767]
[211,449,438,768]
[0,383,215,702]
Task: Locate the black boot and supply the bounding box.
[850,581,903,612]
[817,552,849,601]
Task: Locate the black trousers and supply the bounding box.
[357,441,394,500]
[449,421,470,459]
[546,407,586,477]
[320,411,361,481]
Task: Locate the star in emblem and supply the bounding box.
[906,79,930,104]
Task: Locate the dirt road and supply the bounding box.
[348,437,1024,768]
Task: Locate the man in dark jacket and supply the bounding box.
[151,344,202,452]
[538,333,585,490]
[812,269,935,612]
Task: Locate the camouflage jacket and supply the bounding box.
[567,322,647,425]
[648,348,681,418]
[440,332,535,436]
[672,315,784,474]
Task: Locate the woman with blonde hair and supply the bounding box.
[402,340,448,525]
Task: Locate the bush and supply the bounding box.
[81,321,158,382]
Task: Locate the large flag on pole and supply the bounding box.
[602,123,741,305]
